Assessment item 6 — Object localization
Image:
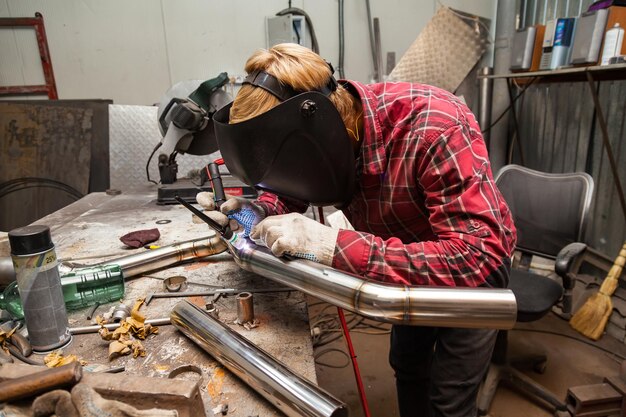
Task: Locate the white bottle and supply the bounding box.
[600,23,624,66]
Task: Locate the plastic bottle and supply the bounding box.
[8,225,71,352]
[601,23,625,66]
[0,264,125,320]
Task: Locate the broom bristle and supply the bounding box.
[570,292,613,340]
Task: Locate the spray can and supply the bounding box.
[601,23,625,66]
[8,225,71,352]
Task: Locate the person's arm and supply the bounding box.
[255,191,309,216]
[332,123,517,288]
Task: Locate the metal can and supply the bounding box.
[8,225,71,352]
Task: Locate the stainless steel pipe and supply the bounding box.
[2,235,227,286]
[228,238,517,329]
[171,301,348,417]
[106,234,227,278]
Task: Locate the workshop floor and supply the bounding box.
[309,298,626,417]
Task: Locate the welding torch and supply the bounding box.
[176,159,233,239]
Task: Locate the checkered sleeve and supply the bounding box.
[332,123,516,288]
[254,191,309,216]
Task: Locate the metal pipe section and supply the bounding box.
[171,301,348,417]
[2,235,227,286]
[229,238,516,329]
[478,66,494,149]
[109,234,227,278]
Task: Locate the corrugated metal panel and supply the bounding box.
[513,80,626,258]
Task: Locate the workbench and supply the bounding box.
[2,190,317,416]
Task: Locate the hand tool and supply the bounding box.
[0,361,82,403]
[174,195,233,239]
[145,287,294,305]
[207,160,227,208]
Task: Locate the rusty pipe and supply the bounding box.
[227,238,516,329]
[0,361,82,402]
[171,301,348,417]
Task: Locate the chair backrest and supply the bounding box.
[495,164,594,258]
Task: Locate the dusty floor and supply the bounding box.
[309,298,626,417]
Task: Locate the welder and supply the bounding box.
[197,43,517,417]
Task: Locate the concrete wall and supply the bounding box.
[1,0,496,105]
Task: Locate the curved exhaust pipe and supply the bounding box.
[228,238,517,329]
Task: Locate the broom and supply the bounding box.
[570,242,626,340]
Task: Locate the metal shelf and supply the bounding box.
[479,63,626,82]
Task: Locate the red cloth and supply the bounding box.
[119,228,160,248]
[256,81,517,288]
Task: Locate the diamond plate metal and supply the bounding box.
[109,104,214,191]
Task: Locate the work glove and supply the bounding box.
[195,192,265,237]
[250,213,339,265]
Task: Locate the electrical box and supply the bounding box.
[266,15,310,49]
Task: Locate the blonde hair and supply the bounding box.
[230,43,361,141]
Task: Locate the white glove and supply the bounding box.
[195,192,265,237]
[250,213,339,265]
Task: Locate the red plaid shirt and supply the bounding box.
[256,81,516,288]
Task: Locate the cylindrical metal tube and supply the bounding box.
[478,66,494,148]
[105,235,227,278]
[0,361,82,403]
[70,318,170,335]
[2,234,227,286]
[236,292,254,324]
[171,301,348,417]
[229,239,517,329]
[0,256,16,287]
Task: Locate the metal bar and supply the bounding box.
[373,17,383,81]
[227,238,517,329]
[171,301,348,417]
[585,72,626,222]
[479,67,494,148]
[507,79,525,165]
[0,85,50,95]
[70,318,171,335]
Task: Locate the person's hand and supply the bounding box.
[195,192,265,237]
[250,213,339,265]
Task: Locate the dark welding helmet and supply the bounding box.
[213,69,355,208]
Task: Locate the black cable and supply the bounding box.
[8,345,43,366]
[146,142,161,185]
[512,328,626,361]
[276,7,319,54]
[481,77,539,135]
[0,177,83,200]
[314,347,351,369]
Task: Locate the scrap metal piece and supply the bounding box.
[111,304,131,323]
[171,301,348,417]
[236,292,254,325]
[164,275,188,292]
[167,364,203,385]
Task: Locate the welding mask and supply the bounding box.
[213,70,355,208]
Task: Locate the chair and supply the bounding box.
[477,164,594,416]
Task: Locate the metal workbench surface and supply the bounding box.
[14,191,317,416]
